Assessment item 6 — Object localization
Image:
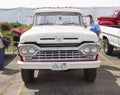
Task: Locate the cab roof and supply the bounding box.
[35,7,81,14]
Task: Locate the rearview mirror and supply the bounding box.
[83,16,90,28]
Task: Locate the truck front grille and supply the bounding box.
[30,50,93,61]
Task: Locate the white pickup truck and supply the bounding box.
[100,25,120,55]
[17,7,101,83]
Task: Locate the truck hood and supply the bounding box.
[20,26,98,44]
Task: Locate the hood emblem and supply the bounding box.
[55,36,63,41]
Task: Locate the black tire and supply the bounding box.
[21,69,34,83]
[103,39,113,55]
[83,68,97,82]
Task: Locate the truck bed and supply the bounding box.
[105,25,120,28]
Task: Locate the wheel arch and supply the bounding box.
[103,36,108,40]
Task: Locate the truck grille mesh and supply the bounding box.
[31,50,91,61]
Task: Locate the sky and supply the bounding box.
[0,0,120,8]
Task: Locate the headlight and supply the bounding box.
[83,46,90,53]
[29,48,36,54]
[19,44,39,56]
[21,48,28,54]
[91,46,98,53]
[79,43,100,55]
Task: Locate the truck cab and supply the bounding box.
[97,9,120,26]
[17,7,101,83]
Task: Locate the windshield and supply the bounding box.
[33,12,83,26]
[112,11,118,16]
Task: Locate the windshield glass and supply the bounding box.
[33,12,83,26]
[112,11,118,16]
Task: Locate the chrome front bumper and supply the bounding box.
[18,60,101,71]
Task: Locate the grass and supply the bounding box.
[6,45,14,52]
[5,36,18,53]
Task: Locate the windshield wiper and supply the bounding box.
[38,23,53,25]
[63,23,79,26]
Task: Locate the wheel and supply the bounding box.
[103,39,113,55]
[83,68,97,82]
[21,69,34,83]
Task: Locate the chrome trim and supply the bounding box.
[39,47,79,51]
[18,44,40,56]
[79,43,100,55]
[32,50,91,61]
[19,43,100,61]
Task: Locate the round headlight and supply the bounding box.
[21,48,27,54]
[91,47,98,53]
[83,47,90,53]
[29,48,36,54]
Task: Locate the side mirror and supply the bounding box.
[83,16,90,28]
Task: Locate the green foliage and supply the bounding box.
[10,22,21,28]
[28,24,32,29]
[0,22,31,52]
[0,22,30,31]
[18,24,29,28]
[0,22,30,36]
[2,30,16,37]
[10,22,30,29]
[0,22,11,31]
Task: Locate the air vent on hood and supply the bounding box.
[64,38,78,40]
[40,38,55,40]
[40,38,78,40]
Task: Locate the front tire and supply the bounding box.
[103,39,113,55]
[83,68,97,82]
[21,69,34,83]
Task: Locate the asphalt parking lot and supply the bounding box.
[0,49,120,95]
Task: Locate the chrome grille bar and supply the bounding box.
[32,50,90,61]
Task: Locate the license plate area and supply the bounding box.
[51,63,67,71]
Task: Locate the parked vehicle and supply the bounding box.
[100,25,120,55]
[10,28,28,47]
[17,7,101,83]
[97,9,120,25]
[10,28,28,36]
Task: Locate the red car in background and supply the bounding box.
[10,28,27,36]
[97,9,120,26]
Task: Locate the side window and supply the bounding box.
[36,16,44,25]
